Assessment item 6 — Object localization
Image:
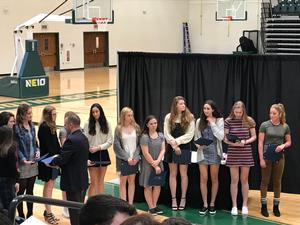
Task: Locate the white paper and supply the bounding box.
[22,216,47,225]
[191,151,199,163]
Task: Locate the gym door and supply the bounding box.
[33,33,59,71]
[84,32,108,67]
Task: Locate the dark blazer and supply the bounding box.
[51,129,89,192]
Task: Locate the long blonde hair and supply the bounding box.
[227,101,255,128]
[169,96,194,131]
[40,105,57,134]
[117,107,140,133]
[271,103,286,124]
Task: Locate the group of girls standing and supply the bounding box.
[113,96,291,218]
[0,103,113,224]
[113,107,165,215]
[0,96,292,221]
[164,96,291,217]
[0,104,63,224]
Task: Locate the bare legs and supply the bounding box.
[169,163,177,206]
[144,186,161,209]
[199,164,219,207]
[119,174,136,204]
[230,166,250,208]
[88,166,108,197]
[169,163,188,209]
[43,179,55,213]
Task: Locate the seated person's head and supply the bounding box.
[162,217,192,225]
[79,194,137,225]
[120,214,161,225]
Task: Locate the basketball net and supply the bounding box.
[223,16,233,21]
[92,17,109,31]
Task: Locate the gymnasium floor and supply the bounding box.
[0,67,298,225]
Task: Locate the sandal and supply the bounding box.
[171,197,178,211]
[178,197,186,210]
[44,211,59,224]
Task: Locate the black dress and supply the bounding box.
[38,122,61,182]
[164,123,191,164]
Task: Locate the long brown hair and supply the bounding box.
[169,96,194,131]
[199,100,222,131]
[227,101,255,128]
[0,112,14,127]
[0,126,13,157]
[40,105,57,134]
[271,103,286,124]
[117,107,140,133]
[141,115,159,135]
[16,103,32,125]
[88,103,109,135]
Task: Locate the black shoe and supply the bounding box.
[261,204,269,217]
[273,205,281,217]
[148,208,157,216]
[154,207,163,215]
[209,206,216,215]
[199,206,208,215]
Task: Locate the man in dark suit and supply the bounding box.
[50,113,89,225]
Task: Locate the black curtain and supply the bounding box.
[118,52,300,209]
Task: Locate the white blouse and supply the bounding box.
[83,121,113,150]
[121,129,137,158]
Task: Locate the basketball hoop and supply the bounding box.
[222,16,233,21]
[92,17,109,31]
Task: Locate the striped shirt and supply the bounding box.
[224,118,254,167]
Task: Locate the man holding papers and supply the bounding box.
[49,113,89,225]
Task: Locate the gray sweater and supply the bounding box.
[113,127,141,171]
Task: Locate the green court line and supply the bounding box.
[0,89,117,110]
[35,179,286,225]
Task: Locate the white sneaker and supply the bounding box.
[231,207,238,216]
[62,207,70,218]
[242,206,248,215]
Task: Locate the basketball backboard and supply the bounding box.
[72,0,113,24]
[216,0,247,21]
